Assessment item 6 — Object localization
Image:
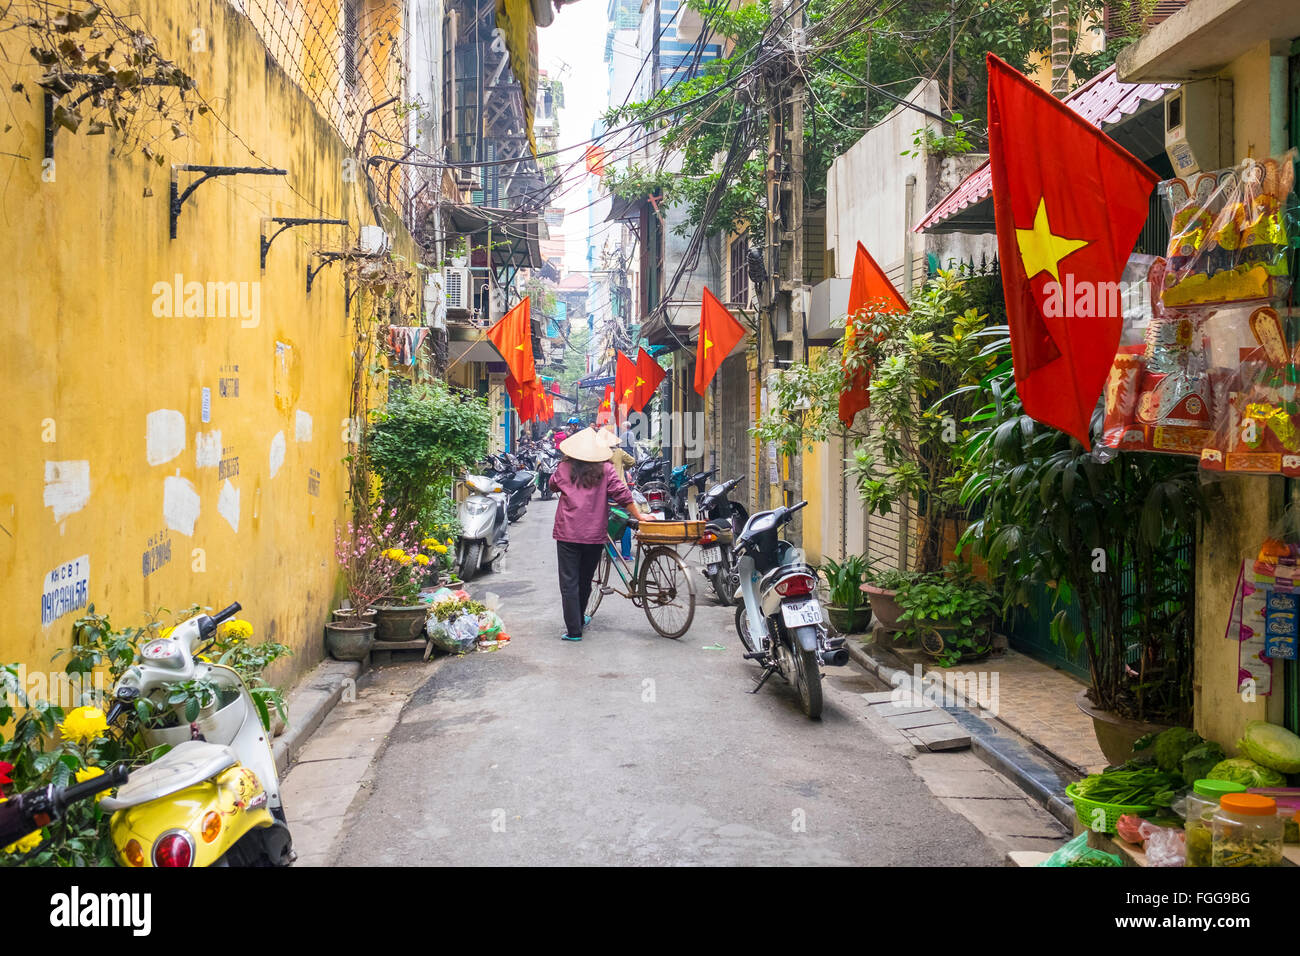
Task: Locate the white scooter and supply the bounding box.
[456,474,509,580]
[732,502,847,719]
[100,602,294,866]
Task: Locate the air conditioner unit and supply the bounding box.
[444,266,471,311]
[1164,79,1233,177]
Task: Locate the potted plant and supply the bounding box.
[819,555,872,633]
[955,326,1203,763]
[371,511,431,642]
[893,565,998,666]
[328,505,404,660]
[861,567,915,633]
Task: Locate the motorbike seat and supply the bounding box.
[100,740,239,810]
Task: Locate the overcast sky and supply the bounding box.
[539,0,609,274]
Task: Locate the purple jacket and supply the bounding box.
[551,460,633,544]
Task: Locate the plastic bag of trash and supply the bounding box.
[427,612,480,654]
[477,610,505,641]
[1037,832,1123,867]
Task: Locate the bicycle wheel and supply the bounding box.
[586,549,612,620]
[638,546,696,639]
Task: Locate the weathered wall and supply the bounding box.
[0,0,416,688]
[1192,41,1289,746]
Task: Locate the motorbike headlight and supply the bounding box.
[466,499,492,515]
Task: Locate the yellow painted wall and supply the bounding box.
[0,0,418,689]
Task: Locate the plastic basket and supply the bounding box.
[1064,782,1157,834]
[635,519,705,544]
[607,507,631,540]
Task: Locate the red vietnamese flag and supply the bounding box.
[615,350,638,423]
[694,287,746,395]
[838,242,909,427]
[986,53,1158,445]
[486,298,536,388]
[505,372,528,420]
[634,348,666,412]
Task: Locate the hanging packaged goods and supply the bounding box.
[1095,149,1299,475]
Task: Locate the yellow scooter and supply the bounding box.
[101,602,293,867]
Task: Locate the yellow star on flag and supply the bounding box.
[1015,198,1089,282]
[701,333,713,355]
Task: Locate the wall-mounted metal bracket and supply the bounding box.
[170,164,286,239]
[307,250,350,294]
[43,77,177,162]
[260,217,348,269]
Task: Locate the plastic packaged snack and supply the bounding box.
[1159,152,1295,309]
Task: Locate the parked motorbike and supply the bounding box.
[99,601,295,866]
[485,453,536,523]
[0,764,129,851]
[535,448,559,501]
[694,475,745,605]
[732,502,847,719]
[456,472,509,580]
[671,467,717,519]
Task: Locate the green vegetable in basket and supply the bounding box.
[1207,757,1287,789]
[1237,720,1300,774]
[1072,767,1183,806]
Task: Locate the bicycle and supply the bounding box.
[584,508,697,639]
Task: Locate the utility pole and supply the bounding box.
[757,0,807,538]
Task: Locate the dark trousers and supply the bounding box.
[557,541,606,638]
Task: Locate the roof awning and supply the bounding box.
[916,66,1174,234]
[604,194,642,223]
[1117,0,1300,82]
[447,204,544,270]
[447,328,504,365]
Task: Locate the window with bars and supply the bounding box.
[729,235,749,307]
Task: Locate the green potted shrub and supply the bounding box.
[819,555,872,634]
[955,326,1203,762]
[894,565,998,666]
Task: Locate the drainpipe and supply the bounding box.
[903,174,916,297]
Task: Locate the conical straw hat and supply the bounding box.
[559,427,613,462]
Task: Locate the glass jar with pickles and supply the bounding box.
[1211,793,1284,867]
[1185,779,1247,867]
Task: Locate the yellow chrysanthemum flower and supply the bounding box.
[414,554,430,566]
[421,537,439,549]
[58,705,109,745]
[445,537,454,547]
[433,544,448,554]
[0,801,43,854]
[217,619,253,643]
[397,553,413,565]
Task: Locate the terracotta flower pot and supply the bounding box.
[1075,689,1173,766]
[325,620,376,661]
[861,585,904,631]
[373,601,429,642]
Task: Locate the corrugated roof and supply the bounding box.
[915,66,1172,233]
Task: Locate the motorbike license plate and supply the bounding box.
[701,546,722,564]
[781,600,823,627]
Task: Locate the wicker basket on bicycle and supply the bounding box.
[633,519,705,544]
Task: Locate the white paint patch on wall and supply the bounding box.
[195,430,223,468]
[43,460,90,521]
[163,475,200,536]
[217,480,240,533]
[269,431,286,479]
[146,410,186,466]
[294,410,313,442]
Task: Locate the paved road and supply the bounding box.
[330,499,1002,866]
